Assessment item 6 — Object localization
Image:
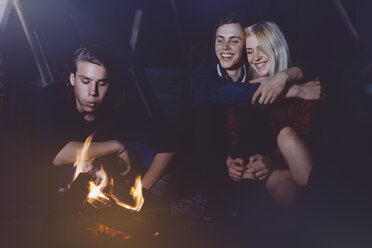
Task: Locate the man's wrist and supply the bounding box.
[279,70,289,82]
[117,142,126,155]
[285,84,300,98]
[285,66,303,83]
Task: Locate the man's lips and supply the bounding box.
[220,53,234,59]
[86,101,98,108]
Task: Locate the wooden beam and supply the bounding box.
[0,0,12,31]
[130,10,142,52]
[13,0,50,87]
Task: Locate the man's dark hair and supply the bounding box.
[214,13,245,34]
[70,45,115,75]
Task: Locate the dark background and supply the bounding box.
[0,0,371,247]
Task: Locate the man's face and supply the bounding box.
[70,61,109,121]
[215,23,244,71]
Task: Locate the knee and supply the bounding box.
[295,175,309,187]
[266,170,297,208]
[277,126,298,147]
[265,170,293,193]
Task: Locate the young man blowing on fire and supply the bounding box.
[39,45,174,195]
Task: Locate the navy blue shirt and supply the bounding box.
[190,63,259,107]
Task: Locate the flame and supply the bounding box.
[87,166,109,200]
[72,134,94,183]
[110,175,144,212]
[71,134,144,212]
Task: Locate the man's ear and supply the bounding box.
[69,73,75,86]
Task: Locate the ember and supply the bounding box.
[87,223,133,240]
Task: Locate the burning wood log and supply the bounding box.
[65,172,91,214]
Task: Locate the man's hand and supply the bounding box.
[250,71,288,104]
[226,155,245,181]
[117,145,131,176]
[286,80,324,100]
[244,154,272,181]
[82,161,94,174]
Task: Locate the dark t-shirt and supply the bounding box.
[35,82,172,185]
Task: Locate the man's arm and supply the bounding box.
[190,65,259,107]
[285,80,323,100]
[191,65,321,107]
[250,66,304,104]
[141,152,175,190]
[53,140,124,166]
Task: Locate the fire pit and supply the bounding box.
[46,134,165,247]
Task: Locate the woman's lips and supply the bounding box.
[255,61,267,68]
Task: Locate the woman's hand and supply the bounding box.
[244,154,272,181]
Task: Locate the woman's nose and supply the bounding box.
[254,52,262,61]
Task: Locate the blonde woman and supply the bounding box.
[241,22,318,207]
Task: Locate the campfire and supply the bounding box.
[66,134,153,241]
[70,134,144,212]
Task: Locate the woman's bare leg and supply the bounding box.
[266,127,313,208]
[277,127,313,186]
[266,169,297,208]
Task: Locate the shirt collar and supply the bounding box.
[217,63,247,83]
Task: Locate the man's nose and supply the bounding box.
[88,83,98,96]
[222,41,230,50]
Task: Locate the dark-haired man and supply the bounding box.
[38,46,174,193]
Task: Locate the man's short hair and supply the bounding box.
[214,13,245,33]
[70,45,114,75]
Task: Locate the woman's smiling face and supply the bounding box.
[245,34,271,77]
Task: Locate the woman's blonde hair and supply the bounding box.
[245,22,290,77]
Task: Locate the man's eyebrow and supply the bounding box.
[216,35,242,40]
[78,75,109,82]
[78,75,90,80]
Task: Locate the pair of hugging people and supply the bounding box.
[190,14,323,210]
